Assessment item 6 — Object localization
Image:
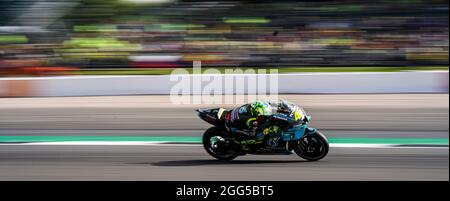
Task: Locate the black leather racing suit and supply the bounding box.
[222,100,303,138]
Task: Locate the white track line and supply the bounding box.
[0,141,447,148]
[0,141,197,146]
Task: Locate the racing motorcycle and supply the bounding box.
[196,101,329,161]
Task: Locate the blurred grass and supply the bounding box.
[74,66,449,75]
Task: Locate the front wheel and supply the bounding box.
[293,131,329,161]
[202,127,238,161]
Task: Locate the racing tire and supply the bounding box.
[202,127,238,161]
[293,131,329,161]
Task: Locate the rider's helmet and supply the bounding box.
[250,100,272,117]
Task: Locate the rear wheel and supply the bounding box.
[202,127,238,160]
[293,131,329,161]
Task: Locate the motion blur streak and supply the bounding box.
[0,0,448,181]
[1,0,448,76]
[0,94,447,180]
[0,94,447,134]
[0,146,447,180]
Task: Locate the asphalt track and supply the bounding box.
[0,94,448,180]
[0,145,447,180]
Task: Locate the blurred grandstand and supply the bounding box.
[0,0,448,76]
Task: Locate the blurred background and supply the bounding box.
[0,1,448,181]
[0,0,448,76]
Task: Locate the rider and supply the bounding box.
[219,99,306,145]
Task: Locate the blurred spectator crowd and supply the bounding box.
[0,0,448,75]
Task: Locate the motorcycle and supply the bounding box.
[196,103,329,161]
